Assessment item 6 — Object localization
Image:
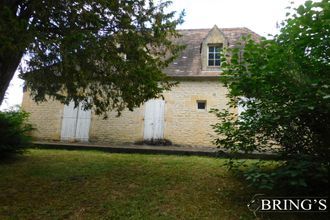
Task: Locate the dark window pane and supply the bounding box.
[215,60,221,66]
[209,53,214,59]
[208,60,214,66]
[209,46,214,52]
[215,53,220,59]
[215,47,221,52]
[197,101,206,109]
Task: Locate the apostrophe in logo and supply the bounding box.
[247,194,263,216]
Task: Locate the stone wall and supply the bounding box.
[162,78,228,146]
[21,95,64,140]
[22,78,231,147]
[89,106,145,144]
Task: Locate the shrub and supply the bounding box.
[0,109,34,158]
[235,159,329,194]
[212,0,329,194]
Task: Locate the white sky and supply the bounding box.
[0,0,307,110]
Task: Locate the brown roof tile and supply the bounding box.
[164,27,260,77]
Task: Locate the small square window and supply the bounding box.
[197,100,206,110]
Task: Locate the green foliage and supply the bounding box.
[0,1,184,114]
[212,0,329,191]
[0,109,34,157]
[234,159,329,193]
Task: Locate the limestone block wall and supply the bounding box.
[22,78,231,147]
[89,107,145,144]
[162,78,228,146]
[21,94,64,140]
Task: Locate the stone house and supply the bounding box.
[22,25,259,147]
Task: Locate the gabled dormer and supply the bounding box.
[201,25,227,72]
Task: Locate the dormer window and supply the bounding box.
[201,26,226,70]
[208,45,221,66]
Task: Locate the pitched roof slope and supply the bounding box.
[164,27,260,77]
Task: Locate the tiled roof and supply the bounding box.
[164,27,260,77]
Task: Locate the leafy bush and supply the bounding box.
[0,109,34,157]
[235,159,329,194]
[212,0,329,193]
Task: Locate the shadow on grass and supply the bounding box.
[0,153,27,165]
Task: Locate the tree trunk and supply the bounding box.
[0,54,22,106]
[0,1,30,107]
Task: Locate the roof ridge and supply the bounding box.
[176,27,261,38]
[221,27,248,30]
[177,27,249,31]
[177,28,210,31]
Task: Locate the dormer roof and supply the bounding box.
[164,26,260,77]
[203,25,228,46]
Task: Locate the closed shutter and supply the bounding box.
[61,101,91,142]
[75,103,91,142]
[60,101,78,141]
[144,99,165,140]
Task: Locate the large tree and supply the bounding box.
[212,0,329,190]
[0,0,183,114]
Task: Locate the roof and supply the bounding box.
[164,27,260,77]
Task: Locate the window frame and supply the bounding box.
[207,44,222,67]
[197,100,207,110]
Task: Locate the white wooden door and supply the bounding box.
[144,99,165,140]
[61,101,78,141]
[61,101,91,142]
[75,104,91,142]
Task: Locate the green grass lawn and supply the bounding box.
[0,149,256,219]
[0,149,325,220]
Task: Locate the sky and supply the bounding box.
[0,0,307,110]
